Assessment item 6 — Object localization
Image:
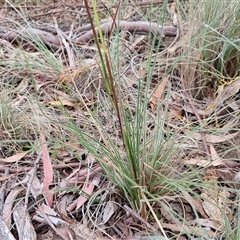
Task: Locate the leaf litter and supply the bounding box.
[0,0,239,239]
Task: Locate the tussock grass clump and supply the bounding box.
[61,1,206,236]
[61,0,240,238]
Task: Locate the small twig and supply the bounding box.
[166,26,179,50]
[110,224,125,239]
[0,21,178,50]
[0,28,60,49]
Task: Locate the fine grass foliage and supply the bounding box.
[0,91,23,140]
[176,0,240,98]
[63,0,205,226]
[59,0,240,237]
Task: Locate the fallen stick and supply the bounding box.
[75,20,178,43]
[0,21,178,48]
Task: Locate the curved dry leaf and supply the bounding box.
[40,130,54,207]
[185,157,224,167]
[38,203,58,216]
[2,187,25,228]
[217,78,240,103]
[13,200,37,240]
[101,202,118,224]
[0,218,16,240]
[48,100,75,107]
[0,152,27,163]
[209,144,225,166]
[0,174,16,181]
[184,78,240,117]
[70,222,110,240]
[150,74,170,111]
[161,222,208,236]
[192,131,239,143]
[185,158,211,167]
[28,173,43,200]
[201,168,232,227]
[201,190,231,227]
[54,225,74,240]
[201,192,223,226]
[189,219,219,230]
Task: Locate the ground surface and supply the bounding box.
[0,0,240,240]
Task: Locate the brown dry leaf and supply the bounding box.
[101,201,118,224]
[217,168,234,182]
[191,197,209,219]
[70,222,110,240]
[15,77,29,94]
[56,195,76,224]
[184,78,240,117]
[160,222,209,236]
[38,203,58,216]
[209,144,225,166]
[185,153,235,168]
[0,8,5,22]
[167,103,183,119]
[0,174,16,181]
[40,129,54,207]
[2,186,25,228]
[126,68,146,88]
[52,88,73,100]
[185,158,211,167]
[0,217,16,240]
[13,200,37,240]
[0,152,27,163]
[189,219,219,230]
[218,189,232,220]
[36,205,70,240]
[26,168,43,200]
[192,131,238,143]
[150,75,170,111]
[48,100,75,108]
[48,88,76,108]
[53,225,74,240]
[37,204,68,224]
[160,201,179,223]
[201,168,232,226]
[181,194,209,219]
[201,190,230,227]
